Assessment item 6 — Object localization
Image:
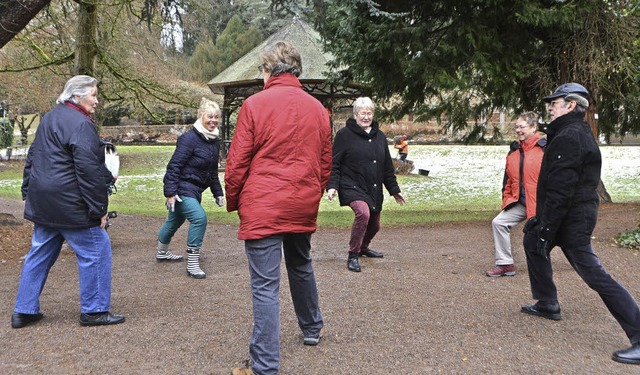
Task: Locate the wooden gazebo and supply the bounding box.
[207,18,367,158]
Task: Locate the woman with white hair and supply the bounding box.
[155,97,225,279]
[12,75,125,328]
[327,97,405,272]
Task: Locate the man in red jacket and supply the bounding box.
[226,41,332,375]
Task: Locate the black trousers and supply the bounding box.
[524,231,640,344]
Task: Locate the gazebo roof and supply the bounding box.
[207,18,366,104]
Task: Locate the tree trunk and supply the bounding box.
[0,0,51,49]
[584,93,612,203]
[74,2,98,76]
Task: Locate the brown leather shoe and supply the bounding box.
[231,368,254,375]
[231,360,254,375]
[486,264,516,277]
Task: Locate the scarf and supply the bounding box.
[64,101,95,123]
[193,119,219,140]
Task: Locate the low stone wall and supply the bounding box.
[100,124,188,144]
[0,147,27,161]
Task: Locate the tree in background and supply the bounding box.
[0,0,51,49]
[1,0,306,126]
[317,0,640,143]
[188,14,262,82]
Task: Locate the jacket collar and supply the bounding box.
[346,118,379,138]
[545,112,585,136]
[520,134,545,150]
[263,73,302,90]
[64,101,95,123]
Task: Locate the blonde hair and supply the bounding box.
[197,98,221,119]
[260,41,303,77]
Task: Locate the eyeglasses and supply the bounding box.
[257,64,265,73]
[515,125,533,130]
[547,99,565,108]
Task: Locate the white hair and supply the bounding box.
[564,93,589,109]
[56,75,98,105]
[353,97,375,117]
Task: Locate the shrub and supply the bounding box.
[392,158,414,174]
[0,118,14,148]
[617,226,640,251]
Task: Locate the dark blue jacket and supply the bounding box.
[163,127,223,202]
[327,118,400,212]
[22,103,108,228]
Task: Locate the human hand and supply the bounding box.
[393,193,405,206]
[215,196,225,207]
[327,188,338,201]
[100,213,108,229]
[523,217,538,234]
[166,195,182,212]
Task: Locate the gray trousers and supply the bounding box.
[245,233,323,375]
[491,203,527,265]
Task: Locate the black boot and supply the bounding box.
[359,248,383,258]
[347,252,361,272]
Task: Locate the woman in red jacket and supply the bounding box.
[486,112,545,277]
[226,41,332,375]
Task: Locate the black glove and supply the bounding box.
[523,217,538,234]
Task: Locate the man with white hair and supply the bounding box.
[520,82,640,364]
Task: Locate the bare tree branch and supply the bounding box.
[0,0,52,48]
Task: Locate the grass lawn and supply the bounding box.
[1,144,638,227]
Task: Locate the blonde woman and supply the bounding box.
[155,98,224,279]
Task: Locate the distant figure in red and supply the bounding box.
[394,135,409,161]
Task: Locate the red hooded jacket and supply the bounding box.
[501,134,545,218]
[224,73,333,240]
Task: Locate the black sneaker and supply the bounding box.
[521,301,561,320]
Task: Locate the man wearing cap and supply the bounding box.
[519,82,640,364]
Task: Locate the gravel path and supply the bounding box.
[1,197,640,374]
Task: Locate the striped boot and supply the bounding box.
[155,241,183,262]
[186,247,206,279]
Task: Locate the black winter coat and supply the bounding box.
[163,127,223,203]
[536,112,601,247]
[327,118,401,212]
[22,103,109,229]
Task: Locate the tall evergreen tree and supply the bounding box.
[320,0,640,140]
[187,14,262,82]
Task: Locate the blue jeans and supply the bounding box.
[245,234,323,375]
[14,223,113,314]
[157,196,207,248]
